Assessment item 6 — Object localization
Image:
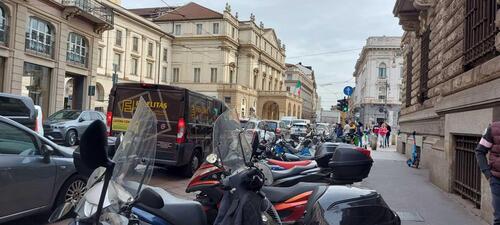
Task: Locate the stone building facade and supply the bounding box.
[0,0,113,116]
[93,0,173,111]
[352,36,403,128]
[394,0,500,222]
[132,2,301,119]
[285,62,319,121]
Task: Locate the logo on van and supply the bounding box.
[122,100,168,113]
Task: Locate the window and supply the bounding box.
[261,79,265,90]
[146,62,153,78]
[419,29,430,103]
[224,96,231,104]
[464,0,499,69]
[148,42,153,57]
[255,34,258,45]
[287,74,292,80]
[378,86,387,100]
[23,63,51,114]
[0,122,37,155]
[172,68,179,82]
[232,27,236,38]
[163,48,168,62]
[98,48,103,67]
[253,74,257,89]
[229,70,234,83]
[211,68,217,83]
[268,80,272,90]
[130,58,138,75]
[378,63,387,79]
[196,24,203,35]
[175,24,181,35]
[115,30,122,46]
[26,17,54,56]
[0,5,7,44]
[113,53,121,71]
[67,33,88,66]
[213,23,219,34]
[405,50,413,107]
[132,37,139,52]
[194,68,201,83]
[161,66,167,82]
[286,87,291,91]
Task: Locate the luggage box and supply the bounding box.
[314,142,354,168]
[329,146,373,184]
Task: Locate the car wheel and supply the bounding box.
[181,151,201,177]
[54,175,87,214]
[65,130,77,146]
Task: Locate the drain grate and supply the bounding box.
[396,211,425,222]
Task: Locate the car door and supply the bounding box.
[0,121,56,218]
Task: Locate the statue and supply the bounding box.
[282,44,286,50]
[260,21,264,28]
[225,3,231,13]
[250,13,255,22]
[235,12,238,19]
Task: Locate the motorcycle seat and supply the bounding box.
[271,162,317,180]
[136,186,207,225]
[267,158,313,170]
[262,182,319,203]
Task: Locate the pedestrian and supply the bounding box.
[378,123,388,148]
[343,121,351,136]
[476,123,500,225]
[386,124,392,147]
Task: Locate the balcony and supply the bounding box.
[62,0,114,33]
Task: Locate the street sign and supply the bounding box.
[343,86,354,96]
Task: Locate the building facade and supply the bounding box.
[394,0,500,221]
[285,62,318,121]
[133,2,301,119]
[0,0,114,116]
[352,36,403,128]
[93,0,173,111]
[319,109,341,124]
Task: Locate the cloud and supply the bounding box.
[122,0,403,108]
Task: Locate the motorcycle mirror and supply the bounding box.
[136,188,164,209]
[206,153,218,164]
[48,201,74,223]
[79,120,112,170]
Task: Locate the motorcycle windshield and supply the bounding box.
[74,98,157,220]
[213,110,252,173]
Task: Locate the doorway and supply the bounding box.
[65,73,85,110]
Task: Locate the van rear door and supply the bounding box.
[109,85,184,161]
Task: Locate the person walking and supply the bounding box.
[386,124,392,147]
[378,123,388,148]
[476,123,500,225]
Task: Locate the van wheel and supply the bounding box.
[182,151,201,177]
[65,130,78,146]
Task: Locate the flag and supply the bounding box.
[294,81,302,96]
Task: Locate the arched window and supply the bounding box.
[378,63,387,79]
[67,32,88,67]
[26,17,54,57]
[0,5,7,44]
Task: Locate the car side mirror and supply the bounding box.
[78,117,85,122]
[41,144,54,162]
[136,188,164,209]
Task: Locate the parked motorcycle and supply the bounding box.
[49,99,280,225]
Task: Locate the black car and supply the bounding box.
[0,93,38,132]
[107,83,227,177]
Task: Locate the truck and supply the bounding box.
[106,83,226,177]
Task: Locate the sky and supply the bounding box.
[122,0,403,109]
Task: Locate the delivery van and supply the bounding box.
[107,83,226,177]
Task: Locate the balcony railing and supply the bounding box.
[62,0,114,25]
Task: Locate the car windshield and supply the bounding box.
[294,124,306,128]
[213,110,252,173]
[49,110,81,120]
[266,122,278,130]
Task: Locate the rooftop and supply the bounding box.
[153,2,223,21]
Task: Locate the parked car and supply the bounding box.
[107,83,226,177]
[315,123,330,136]
[263,119,290,139]
[290,122,309,137]
[245,119,276,143]
[0,115,85,224]
[0,93,42,134]
[43,109,106,146]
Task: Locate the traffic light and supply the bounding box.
[336,98,349,112]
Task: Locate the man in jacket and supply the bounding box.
[476,123,500,225]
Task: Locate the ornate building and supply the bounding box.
[285,63,318,120]
[394,0,500,220]
[351,36,403,128]
[132,2,301,119]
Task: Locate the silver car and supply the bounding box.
[44,110,106,146]
[0,116,85,224]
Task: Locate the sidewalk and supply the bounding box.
[361,146,489,225]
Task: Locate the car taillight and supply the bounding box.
[177,118,186,144]
[355,147,371,158]
[106,111,113,136]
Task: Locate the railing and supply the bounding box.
[464,0,499,69]
[25,38,55,58]
[453,135,482,208]
[62,0,114,24]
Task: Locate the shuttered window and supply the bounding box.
[419,29,430,104]
[405,50,413,107]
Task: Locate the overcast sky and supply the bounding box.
[123,0,403,109]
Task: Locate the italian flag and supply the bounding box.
[294,81,302,96]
